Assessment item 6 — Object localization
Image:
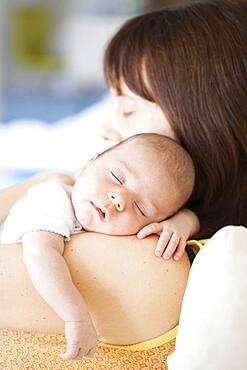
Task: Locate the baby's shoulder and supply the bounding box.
[24,179,72,216]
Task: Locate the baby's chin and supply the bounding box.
[78,220,126,235]
[75,209,142,235]
[74,211,94,231]
[83,224,139,236]
[77,215,105,233]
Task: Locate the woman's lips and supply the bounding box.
[90,201,105,221]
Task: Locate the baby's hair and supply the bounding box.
[106,133,195,211]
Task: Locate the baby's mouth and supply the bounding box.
[91,201,106,221]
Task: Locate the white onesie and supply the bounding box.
[1,180,83,244]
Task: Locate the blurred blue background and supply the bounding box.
[1,0,175,122]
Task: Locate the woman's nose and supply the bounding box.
[108,192,126,212]
[100,118,122,142]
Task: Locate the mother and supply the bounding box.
[102,0,247,236]
[1,0,246,369]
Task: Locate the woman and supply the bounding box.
[102,0,247,237]
[1,0,246,369]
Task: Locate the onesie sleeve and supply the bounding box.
[1,179,79,244]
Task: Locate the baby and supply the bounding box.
[1,133,198,360]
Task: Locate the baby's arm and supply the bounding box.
[22,231,97,360]
[137,208,200,261]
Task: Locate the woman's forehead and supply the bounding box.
[111,83,157,110]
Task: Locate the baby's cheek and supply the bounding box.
[74,204,91,228]
[115,215,144,235]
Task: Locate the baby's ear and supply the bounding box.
[75,153,100,179]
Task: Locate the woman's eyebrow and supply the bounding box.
[118,90,139,102]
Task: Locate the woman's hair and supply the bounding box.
[104,0,247,236]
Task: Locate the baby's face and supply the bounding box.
[72,142,180,235]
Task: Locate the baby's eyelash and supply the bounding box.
[135,202,146,217]
[110,171,122,184]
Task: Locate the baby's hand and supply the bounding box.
[137,220,189,261]
[60,317,97,361]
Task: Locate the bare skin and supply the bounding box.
[0,174,190,346]
[0,232,190,345]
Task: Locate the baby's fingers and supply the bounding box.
[173,239,186,261]
[162,234,180,260]
[86,346,96,358]
[72,345,96,361]
[72,347,96,361]
[60,343,80,360]
[137,223,161,239]
[155,229,173,257]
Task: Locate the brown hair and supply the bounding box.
[104,0,247,237]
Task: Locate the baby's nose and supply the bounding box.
[108,192,125,212]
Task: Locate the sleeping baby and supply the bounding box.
[1,133,198,360]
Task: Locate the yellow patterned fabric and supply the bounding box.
[100,327,178,351]
[0,240,206,369]
[0,329,176,369]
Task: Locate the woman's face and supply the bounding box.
[101,83,176,143]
